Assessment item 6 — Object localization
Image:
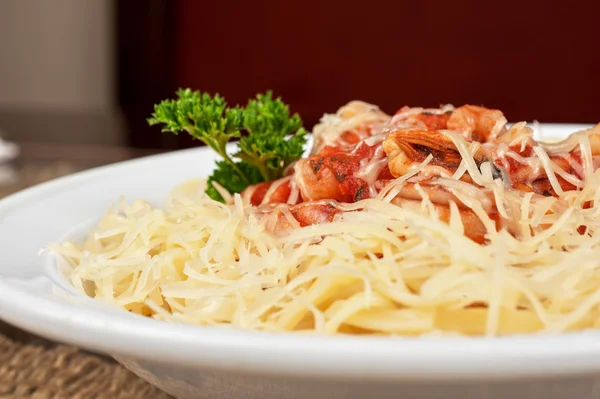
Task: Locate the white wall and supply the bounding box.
[0,0,114,110]
[0,0,122,145]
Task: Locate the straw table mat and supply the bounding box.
[0,143,171,398]
[0,324,171,399]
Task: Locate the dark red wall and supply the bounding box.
[173,0,599,128]
[119,1,600,148]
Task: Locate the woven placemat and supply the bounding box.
[0,327,172,399]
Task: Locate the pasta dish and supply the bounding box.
[50,91,600,337]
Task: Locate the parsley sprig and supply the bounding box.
[148,89,307,201]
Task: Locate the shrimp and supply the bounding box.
[494,122,535,149]
[382,128,488,180]
[447,105,507,142]
[392,198,491,244]
[241,177,299,206]
[310,101,391,155]
[389,105,454,132]
[378,180,494,213]
[254,201,342,235]
[387,104,506,143]
[483,124,600,197]
[295,141,393,202]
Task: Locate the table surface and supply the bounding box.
[0,141,172,399]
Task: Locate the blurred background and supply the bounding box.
[0,0,598,151]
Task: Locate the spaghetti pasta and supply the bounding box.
[49,102,600,337]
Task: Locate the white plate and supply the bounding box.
[0,124,598,399]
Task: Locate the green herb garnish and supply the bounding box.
[148,89,307,202]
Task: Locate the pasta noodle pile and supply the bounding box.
[50,139,600,336]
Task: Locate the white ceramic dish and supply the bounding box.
[1,124,599,399]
